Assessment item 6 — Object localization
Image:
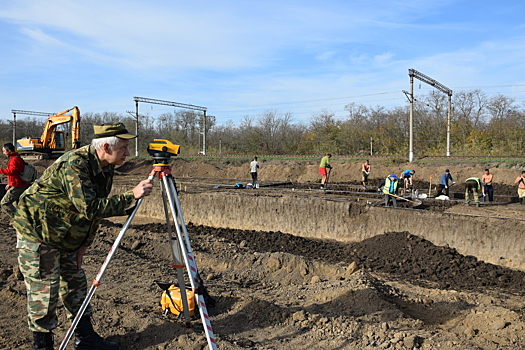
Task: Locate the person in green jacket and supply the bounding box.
[13,123,154,350]
[465,177,483,207]
[319,153,332,189]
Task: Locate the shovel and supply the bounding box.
[323,167,332,190]
[390,193,422,207]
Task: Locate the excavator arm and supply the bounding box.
[17,106,81,157]
[40,106,81,149]
[71,106,81,149]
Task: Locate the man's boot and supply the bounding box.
[74,316,119,350]
[32,332,53,350]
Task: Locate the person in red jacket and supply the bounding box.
[0,143,29,217]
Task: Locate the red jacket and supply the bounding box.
[0,152,27,187]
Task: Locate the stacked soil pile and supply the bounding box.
[4,214,523,349]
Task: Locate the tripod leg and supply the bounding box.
[160,180,193,327]
[162,175,218,350]
[59,175,153,350]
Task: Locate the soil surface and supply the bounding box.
[1,157,525,350]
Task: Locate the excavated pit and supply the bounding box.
[1,157,525,350]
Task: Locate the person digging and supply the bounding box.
[383,174,399,208]
[514,171,525,205]
[319,153,332,189]
[464,177,484,207]
[361,159,371,189]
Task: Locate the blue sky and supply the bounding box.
[0,0,524,126]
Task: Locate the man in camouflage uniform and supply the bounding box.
[14,123,153,350]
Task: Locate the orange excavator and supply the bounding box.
[16,106,81,159]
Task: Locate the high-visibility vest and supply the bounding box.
[466,177,481,190]
[383,177,398,194]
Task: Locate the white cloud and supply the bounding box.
[1,0,525,125]
[0,0,462,72]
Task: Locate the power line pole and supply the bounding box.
[407,69,453,162]
[203,111,206,155]
[126,109,140,156]
[135,100,139,157]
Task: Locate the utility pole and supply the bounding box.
[409,76,414,162]
[12,112,16,145]
[370,136,373,156]
[126,108,140,156]
[407,69,453,161]
[202,111,207,155]
[135,100,139,157]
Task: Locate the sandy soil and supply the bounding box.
[1,157,525,350]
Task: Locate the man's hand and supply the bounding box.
[133,179,154,199]
[76,246,88,270]
[4,185,9,191]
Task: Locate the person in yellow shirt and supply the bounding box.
[383,174,399,208]
[319,154,332,189]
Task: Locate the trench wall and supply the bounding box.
[113,186,525,272]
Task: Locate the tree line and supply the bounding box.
[1,90,524,157]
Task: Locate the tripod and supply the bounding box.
[59,145,218,350]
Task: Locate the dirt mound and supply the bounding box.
[116,158,156,175]
[1,216,525,349]
[183,224,525,294]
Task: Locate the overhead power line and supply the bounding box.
[210,91,400,110]
[11,109,55,117]
[133,96,207,112]
[452,83,525,90]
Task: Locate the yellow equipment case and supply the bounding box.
[160,285,196,317]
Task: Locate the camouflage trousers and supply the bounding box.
[1,185,28,217]
[17,234,92,332]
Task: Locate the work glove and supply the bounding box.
[365,172,370,175]
[445,186,448,189]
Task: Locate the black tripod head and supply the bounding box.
[147,139,180,163]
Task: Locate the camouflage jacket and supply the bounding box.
[14,145,136,252]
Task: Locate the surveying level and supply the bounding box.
[59,140,218,350]
[147,139,180,160]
